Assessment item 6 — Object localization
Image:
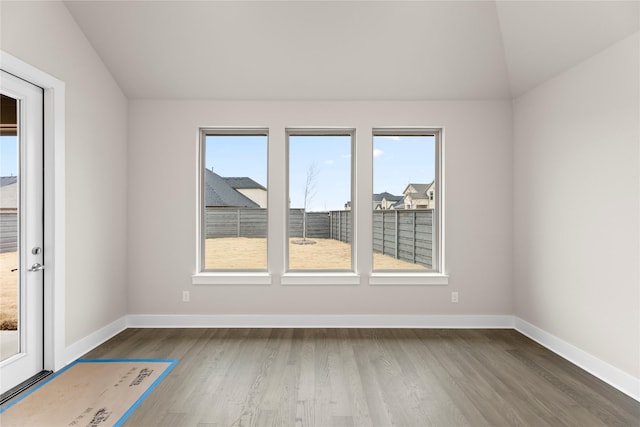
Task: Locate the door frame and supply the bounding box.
[1,51,66,373]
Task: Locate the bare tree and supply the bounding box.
[302,162,319,241]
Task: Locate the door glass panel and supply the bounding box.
[0,72,44,394]
[0,94,19,361]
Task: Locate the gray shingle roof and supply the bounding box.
[373,192,402,202]
[392,199,406,209]
[404,183,430,195]
[223,177,266,190]
[0,176,17,187]
[204,169,259,208]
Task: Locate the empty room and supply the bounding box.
[0,1,638,425]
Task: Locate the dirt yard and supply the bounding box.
[0,252,18,330]
[2,239,426,328]
[205,238,426,270]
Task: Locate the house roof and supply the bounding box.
[392,200,406,209]
[403,183,430,196]
[204,169,259,208]
[0,176,17,187]
[223,177,266,191]
[373,192,402,202]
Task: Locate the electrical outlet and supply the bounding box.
[182,291,190,302]
[451,291,459,303]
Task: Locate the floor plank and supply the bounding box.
[77,329,640,427]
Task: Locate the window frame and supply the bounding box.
[284,127,358,278]
[192,125,446,286]
[195,127,271,284]
[369,128,447,285]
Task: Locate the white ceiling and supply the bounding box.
[63,1,639,100]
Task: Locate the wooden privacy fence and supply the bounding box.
[205,207,433,268]
[0,212,17,253]
[205,208,329,239]
[288,209,330,239]
[329,210,433,268]
[205,208,267,238]
[372,210,433,268]
[329,210,351,244]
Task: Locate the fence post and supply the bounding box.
[329,212,332,240]
[413,211,417,264]
[395,210,399,259]
[381,211,385,255]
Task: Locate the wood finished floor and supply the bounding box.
[83,328,639,427]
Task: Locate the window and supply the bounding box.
[286,129,354,271]
[200,129,268,271]
[372,129,442,273]
[195,126,446,285]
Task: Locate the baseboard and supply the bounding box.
[514,317,640,402]
[126,314,514,329]
[63,314,638,403]
[64,316,128,365]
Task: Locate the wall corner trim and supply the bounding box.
[514,317,640,402]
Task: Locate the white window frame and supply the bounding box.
[369,128,448,285]
[193,128,271,285]
[192,125,445,286]
[281,128,359,285]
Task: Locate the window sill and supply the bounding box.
[369,273,449,286]
[281,272,361,286]
[192,272,272,286]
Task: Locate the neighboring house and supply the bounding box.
[0,176,17,212]
[223,176,267,208]
[390,199,406,210]
[204,169,266,208]
[402,181,435,209]
[372,192,403,210]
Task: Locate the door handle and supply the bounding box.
[28,263,44,272]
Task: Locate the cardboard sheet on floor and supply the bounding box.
[0,359,177,427]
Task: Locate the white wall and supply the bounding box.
[127,100,513,316]
[1,1,129,345]
[513,33,640,378]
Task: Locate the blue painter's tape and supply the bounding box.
[0,358,179,423]
[113,359,178,427]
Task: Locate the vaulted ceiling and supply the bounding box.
[63,1,639,100]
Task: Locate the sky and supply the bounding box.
[4,134,435,212]
[206,134,435,212]
[1,136,18,177]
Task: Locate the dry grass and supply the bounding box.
[205,238,426,270]
[0,252,18,330]
[3,240,424,328]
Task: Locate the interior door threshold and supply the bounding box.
[0,370,52,406]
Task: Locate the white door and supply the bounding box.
[0,71,45,395]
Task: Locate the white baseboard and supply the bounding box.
[514,317,640,402]
[126,314,514,329]
[64,316,128,365]
[62,314,638,403]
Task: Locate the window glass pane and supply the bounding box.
[373,134,436,270]
[288,134,352,271]
[203,134,268,270]
[1,94,19,359]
